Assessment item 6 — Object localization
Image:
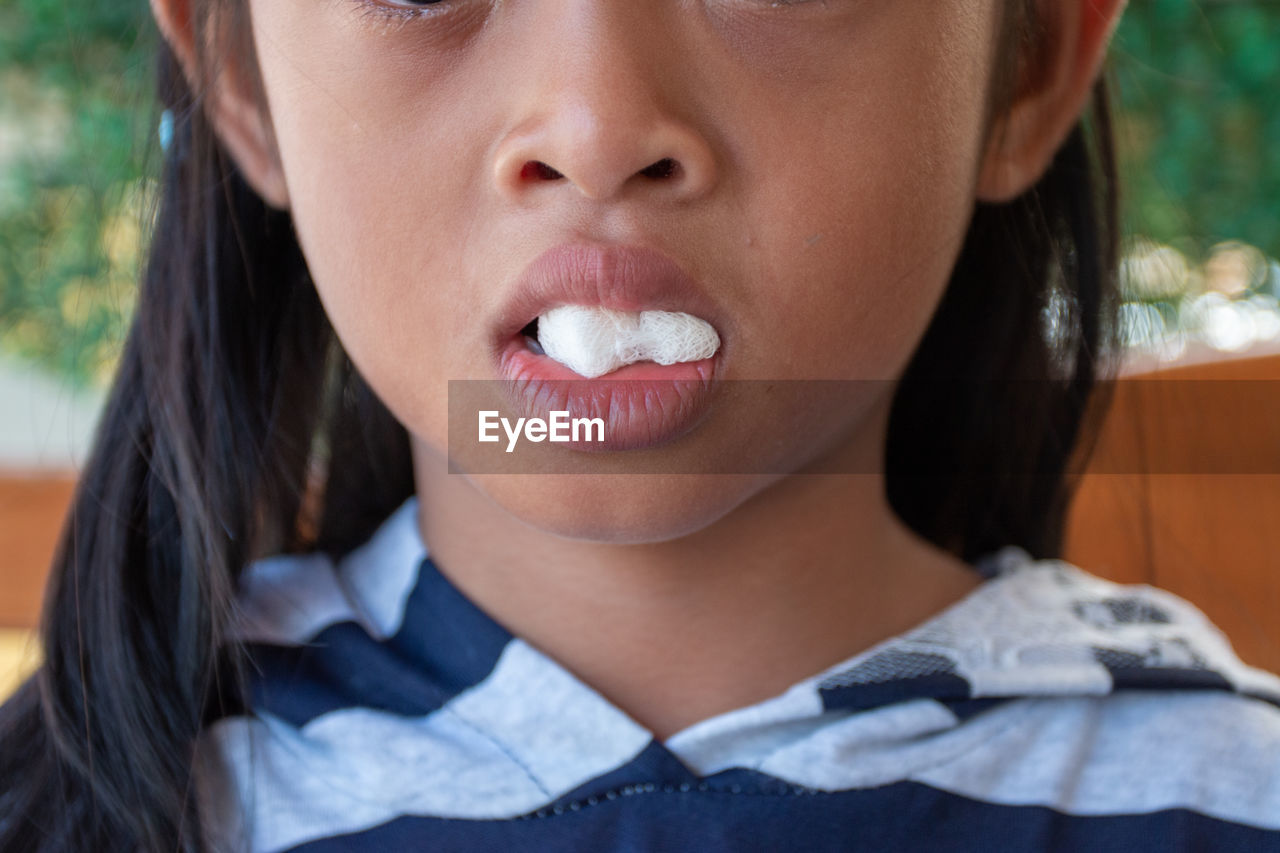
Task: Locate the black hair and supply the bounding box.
[0,1,1120,848]
[886,85,1122,562]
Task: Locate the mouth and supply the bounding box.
[498,319,719,384]
[512,305,720,379]
[490,242,728,367]
[492,330,719,452]
[482,243,726,451]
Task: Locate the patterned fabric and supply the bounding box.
[195,497,1280,852]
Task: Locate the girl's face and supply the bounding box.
[243,0,1006,542]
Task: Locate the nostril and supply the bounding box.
[520,161,563,181]
[640,158,679,180]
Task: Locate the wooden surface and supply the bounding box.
[2,351,1279,695]
[0,474,73,629]
[1063,350,1280,674]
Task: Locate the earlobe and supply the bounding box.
[975,0,1126,204]
[148,0,291,210]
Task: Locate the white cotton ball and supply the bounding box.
[636,310,720,366]
[537,306,635,378]
[537,305,720,378]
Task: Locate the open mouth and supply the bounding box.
[488,311,721,453]
[476,243,726,451]
[509,305,721,380]
[501,322,718,384]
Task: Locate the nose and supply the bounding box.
[491,3,718,205]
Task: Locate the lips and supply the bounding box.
[491,243,727,355]
[484,243,727,453]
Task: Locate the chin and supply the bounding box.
[469,471,776,544]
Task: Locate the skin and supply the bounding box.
[153,0,1125,739]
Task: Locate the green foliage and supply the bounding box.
[1111,1,1280,260]
[0,0,156,387]
[0,0,1277,386]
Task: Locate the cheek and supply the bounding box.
[726,7,992,382]
[248,3,490,438]
[748,142,976,383]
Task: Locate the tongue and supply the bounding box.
[536,305,720,378]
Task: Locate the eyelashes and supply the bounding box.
[351,0,824,26]
[351,0,453,29]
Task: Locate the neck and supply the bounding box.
[411,438,981,741]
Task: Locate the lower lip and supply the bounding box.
[495,336,720,452]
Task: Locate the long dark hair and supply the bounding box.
[0,1,1120,849]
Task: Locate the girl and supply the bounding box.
[3,0,1279,850]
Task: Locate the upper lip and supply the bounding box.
[493,242,726,350]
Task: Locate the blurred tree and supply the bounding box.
[0,0,154,386]
[1111,1,1280,261]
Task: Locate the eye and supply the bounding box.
[353,0,453,25]
[721,0,835,14]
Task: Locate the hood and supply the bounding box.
[810,544,1280,717]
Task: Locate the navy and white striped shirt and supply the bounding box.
[195,497,1280,851]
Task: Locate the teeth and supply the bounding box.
[525,334,546,356]
[536,305,720,378]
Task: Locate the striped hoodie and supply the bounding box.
[195,497,1280,851]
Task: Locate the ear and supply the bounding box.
[976,0,1127,203]
[149,0,291,210]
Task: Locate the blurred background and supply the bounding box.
[2,1,1279,697]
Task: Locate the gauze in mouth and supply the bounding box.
[535,305,720,378]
